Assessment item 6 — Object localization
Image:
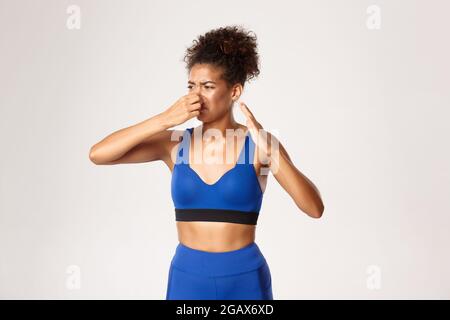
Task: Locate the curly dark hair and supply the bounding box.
[183,25,260,88]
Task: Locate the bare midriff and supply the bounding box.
[176,221,256,252]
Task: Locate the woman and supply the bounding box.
[89,25,324,300]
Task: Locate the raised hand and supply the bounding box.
[239,101,271,164]
[163,93,203,128]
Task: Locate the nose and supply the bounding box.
[194,90,204,103]
[193,86,202,95]
[190,85,205,104]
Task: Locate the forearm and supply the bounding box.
[269,138,324,218]
[89,112,171,164]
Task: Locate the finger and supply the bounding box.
[239,101,254,119]
[186,93,202,105]
[185,92,202,105]
[188,102,202,111]
[243,102,256,119]
[189,110,200,118]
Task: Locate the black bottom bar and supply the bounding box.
[175,208,259,225]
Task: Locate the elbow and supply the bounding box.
[310,210,323,219]
[89,146,102,165]
[309,203,324,219]
[298,203,324,219]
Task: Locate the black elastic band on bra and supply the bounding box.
[175,208,259,225]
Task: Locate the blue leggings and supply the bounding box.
[166,241,273,300]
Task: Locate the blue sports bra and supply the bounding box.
[171,127,264,225]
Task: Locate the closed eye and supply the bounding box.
[187,85,215,89]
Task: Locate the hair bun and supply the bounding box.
[220,39,234,55]
[184,25,260,87]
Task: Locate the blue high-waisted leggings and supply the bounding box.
[166,241,273,300]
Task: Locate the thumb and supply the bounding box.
[239,101,250,117]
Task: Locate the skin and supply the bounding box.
[89,63,324,253]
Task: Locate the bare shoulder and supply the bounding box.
[154,128,188,169]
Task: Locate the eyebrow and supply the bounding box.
[187,80,217,85]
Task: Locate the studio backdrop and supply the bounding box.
[0,0,449,299]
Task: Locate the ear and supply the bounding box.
[231,83,243,101]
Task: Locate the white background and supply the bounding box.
[1,0,449,299]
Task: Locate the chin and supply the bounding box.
[197,111,209,120]
[198,117,210,124]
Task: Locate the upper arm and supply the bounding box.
[100,129,178,165]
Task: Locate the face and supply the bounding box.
[187,63,241,122]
